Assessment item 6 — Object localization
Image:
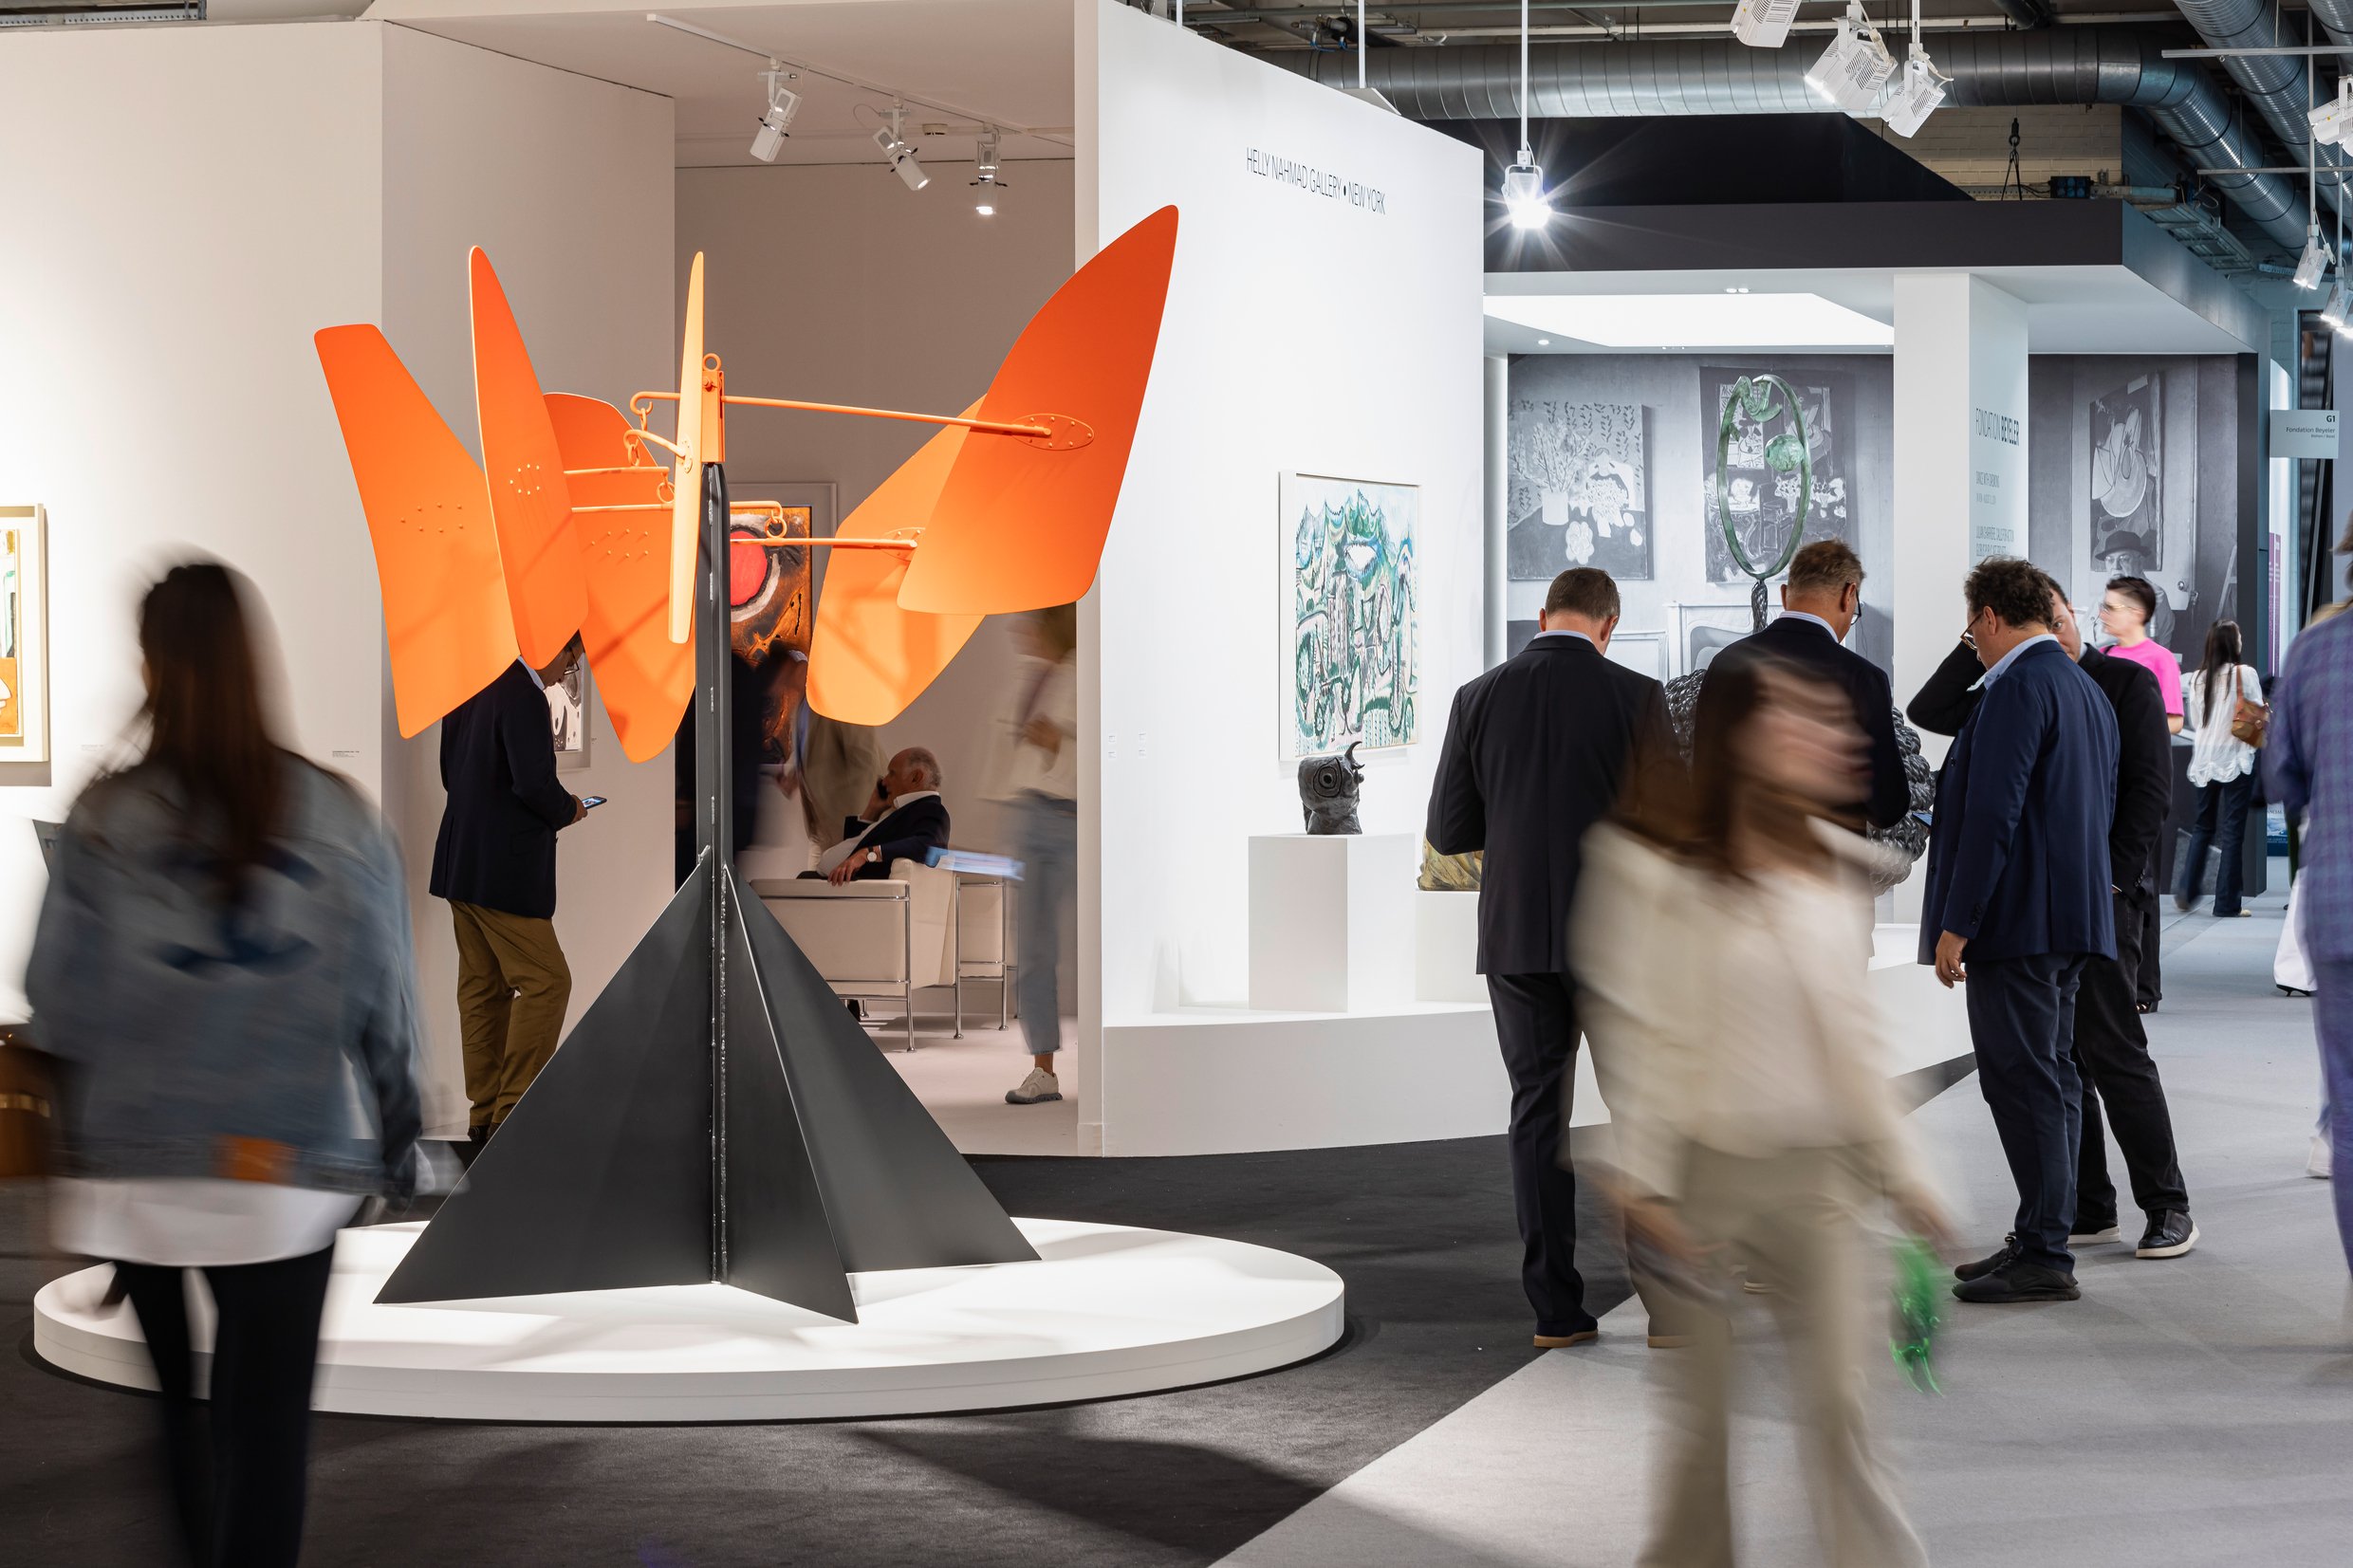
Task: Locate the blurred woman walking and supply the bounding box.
[29,562,419,1567]
[2178,618,2265,918]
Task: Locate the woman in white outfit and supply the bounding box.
[992,604,1079,1105]
[2177,618,2263,918]
[1577,655,1946,1568]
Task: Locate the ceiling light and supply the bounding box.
[1731,0,1801,48]
[749,70,801,163]
[1879,50,1951,138]
[875,105,929,193]
[2324,281,2352,331]
[2296,226,2329,290]
[1535,337,1551,345]
[972,125,1007,216]
[1482,292,1894,350]
[1502,162,1551,231]
[1806,4,1896,116]
[1725,286,1750,294]
[2315,80,2353,147]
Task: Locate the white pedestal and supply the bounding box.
[1415,890,1486,1003]
[1248,833,1416,1012]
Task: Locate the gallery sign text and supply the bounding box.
[1245,149,1387,213]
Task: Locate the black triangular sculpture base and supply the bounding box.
[377,864,1037,1319]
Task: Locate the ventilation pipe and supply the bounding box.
[1272,29,2306,250]
[2168,0,2350,210]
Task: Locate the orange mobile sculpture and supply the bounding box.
[315,208,1177,1318]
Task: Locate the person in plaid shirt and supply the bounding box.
[2268,601,2353,1270]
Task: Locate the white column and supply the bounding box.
[1484,354,1509,668]
[1891,273,2029,766]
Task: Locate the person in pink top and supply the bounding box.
[2098,576,2186,735]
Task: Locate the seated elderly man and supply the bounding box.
[811,747,952,886]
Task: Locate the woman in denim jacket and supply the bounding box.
[28,562,419,1568]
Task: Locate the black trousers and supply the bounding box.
[2135,892,2161,1010]
[2074,887,2190,1227]
[2180,772,2259,917]
[115,1245,336,1568]
[1966,953,2088,1272]
[1487,971,1592,1335]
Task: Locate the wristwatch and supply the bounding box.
[866,847,880,865]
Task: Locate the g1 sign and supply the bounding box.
[2270,407,2339,460]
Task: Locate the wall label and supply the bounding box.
[1973,407,2020,446]
[1244,148,1387,213]
[2270,407,2338,460]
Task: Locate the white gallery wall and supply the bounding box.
[676,160,1076,856]
[0,23,676,1134]
[1079,1,1486,1147]
[0,23,386,1016]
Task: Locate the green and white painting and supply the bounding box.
[1283,474,1419,760]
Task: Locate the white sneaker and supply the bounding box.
[1006,1068,1062,1105]
[2311,1135,2334,1180]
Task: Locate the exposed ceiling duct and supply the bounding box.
[2168,0,2350,211]
[1270,29,2307,250]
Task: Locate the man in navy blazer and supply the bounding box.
[1920,559,2119,1304]
[814,747,953,884]
[431,643,587,1152]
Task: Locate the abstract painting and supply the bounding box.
[0,507,46,762]
[1701,367,1854,584]
[1507,398,1650,581]
[1283,474,1418,759]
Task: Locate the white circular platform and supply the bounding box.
[34,1218,1344,1423]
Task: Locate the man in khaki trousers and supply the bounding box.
[430,644,587,1156]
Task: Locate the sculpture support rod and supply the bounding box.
[694,460,733,1281]
[631,388,1050,440]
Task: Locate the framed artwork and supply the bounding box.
[1701,367,1855,585]
[2088,373,2163,580]
[1671,600,1757,678]
[1282,473,1419,759]
[1507,398,1652,581]
[547,659,590,772]
[0,506,47,763]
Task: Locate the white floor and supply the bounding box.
[871,996,1081,1156]
[34,1217,1343,1424]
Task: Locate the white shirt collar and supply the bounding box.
[880,789,940,814]
[1981,633,2057,688]
[1531,629,1595,648]
[1777,610,1842,641]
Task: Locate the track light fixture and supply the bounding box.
[2324,281,2352,331]
[1806,4,1895,116]
[972,126,1007,216]
[749,69,801,163]
[1731,0,1801,49]
[874,103,929,193]
[1502,0,1550,231]
[2296,224,2330,290]
[1880,50,1952,138]
[2314,79,2353,148]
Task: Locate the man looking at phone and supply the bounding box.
[816,747,952,885]
[431,636,590,1161]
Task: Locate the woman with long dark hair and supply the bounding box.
[29,562,419,1567]
[1577,656,1944,1568]
[2178,618,2264,918]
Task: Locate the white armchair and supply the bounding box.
[752,859,957,1051]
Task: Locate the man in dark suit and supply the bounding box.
[1711,539,1906,830]
[1920,560,2118,1304]
[1906,590,2196,1262]
[432,640,588,1153]
[817,747,952,884]
[1426,567,1675,1348]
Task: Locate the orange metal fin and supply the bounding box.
[897,205,1178,616]
[547,394,695,764]
[315,324,518,737]
[807,406,983,726]
[472,248,586,667]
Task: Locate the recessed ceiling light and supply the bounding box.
[1536,337,1551,346]
[1725,286,1750,294]
[1481,292,1892,350]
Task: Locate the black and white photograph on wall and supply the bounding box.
[1506,397,1651,581]
[2088,373,2166,589]
[1701,367,1855,585]
[547,655,589,772]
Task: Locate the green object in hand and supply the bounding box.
[1889,1236,1944,1394]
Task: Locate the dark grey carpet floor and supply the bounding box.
[5,1134,1639,1566]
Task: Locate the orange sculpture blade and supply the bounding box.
[667,252,707,647]
[897,205,1177,616]
[315,324,518,738]
[807,408,983,725]
[547,394,694,764]
[472,248,586,667]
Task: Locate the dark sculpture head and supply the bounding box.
[1298,741,1364,836]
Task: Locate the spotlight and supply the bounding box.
[1732,0,1801,49]
[875,106,929,193]
[1879,50,1951,138]
[1806,4,1895,117]
[2296,226,2330,291]
[2324,281,2352,331]
[749,70,801,163]
[2314,79,2353,148]
[1502,159,1550,231]
[972,125,1008,216]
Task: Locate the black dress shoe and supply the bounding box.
[1953,1259,2081,1303]
[1955,1234,2021,1283]
[2136,1210,2199,1259]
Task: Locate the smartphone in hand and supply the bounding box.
[581,795,609,810]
